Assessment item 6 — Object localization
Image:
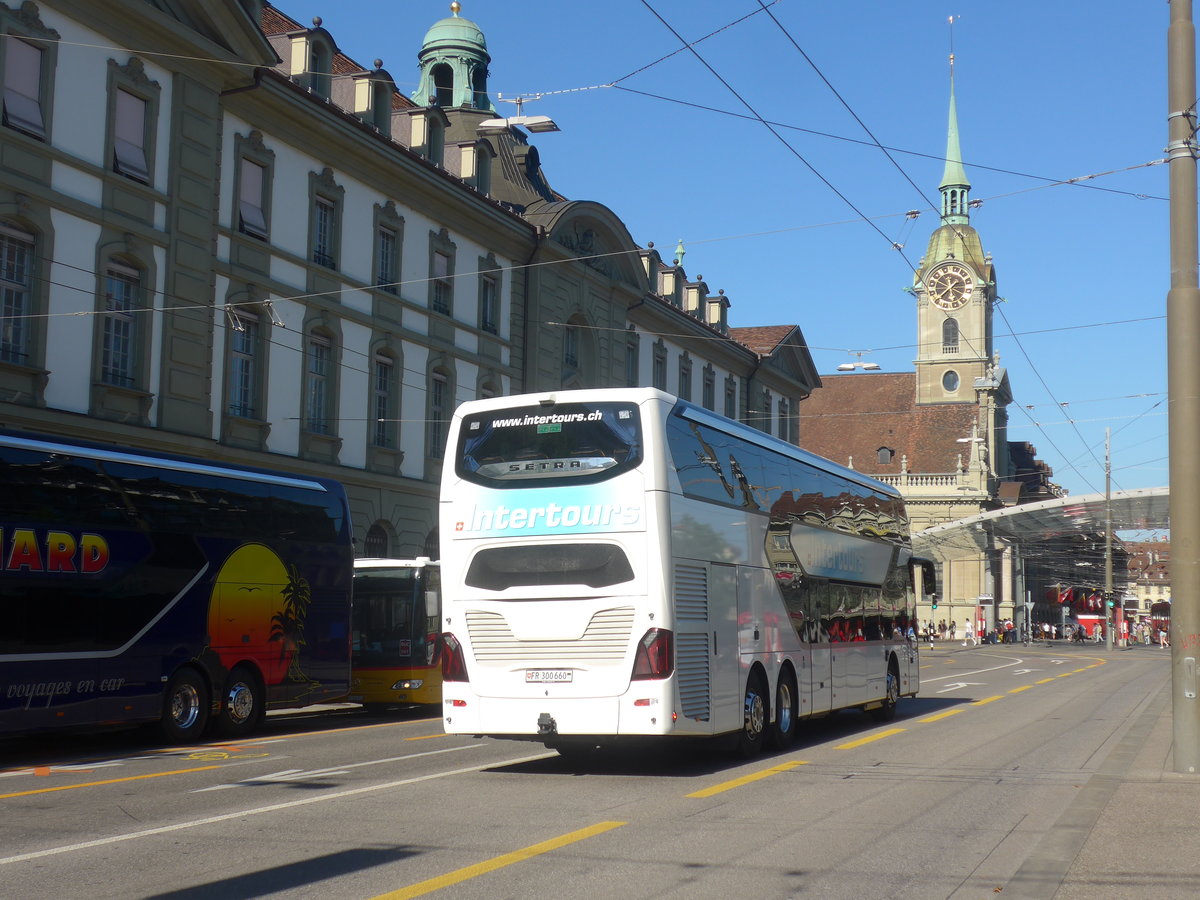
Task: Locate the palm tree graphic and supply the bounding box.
[270,564,314,683]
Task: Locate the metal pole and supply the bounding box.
[1105,428,1113,652]
[1167,0,1200,773]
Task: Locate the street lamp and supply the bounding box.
[477,94,560,134]
[837,350,880,372]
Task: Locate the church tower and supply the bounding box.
[912,58,997,407]
[414,2,496,111]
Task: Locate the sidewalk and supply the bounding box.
[984,649,1200,898]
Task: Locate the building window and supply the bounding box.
[312,197,336,269]
[226,310,259,418]
[431,250,451,314]
[480,274,498,333]
[238,159,268,240]
[372,353,395,448]
[942,317,959,353]
[625,335,639,388]
[725,376,738,420]
[778,398,790,441]
[0,227,34,364]
[652,341,667,390]
[428,368,450,458]
[942,369,960,392]
[702,366,715,410]
[878,446,895,465]
[101,264,140,387]
[2,38,44,139]
[305,334,332,434]
[113,88,149,183]
[758,388,772,433]
[678,354,692,402]
[376,225,398,292]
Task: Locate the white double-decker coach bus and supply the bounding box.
[439,388,934,756]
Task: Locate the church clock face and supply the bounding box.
[927,262,974,310]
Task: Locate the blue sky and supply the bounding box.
[277,1,1170,500]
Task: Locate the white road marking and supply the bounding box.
[190,743,480,792]
[0,749,556,866]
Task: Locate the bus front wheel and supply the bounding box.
[870,660,900,722]
[161,667,209,743]
[217,666,265,736]
[737,672,769,757]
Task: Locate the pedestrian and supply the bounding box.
[1159,627,1170,649]
[963,619,974,646]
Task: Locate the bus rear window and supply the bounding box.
[466,543,634,590]
[456,402,642,487]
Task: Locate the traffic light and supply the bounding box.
[931,597,939,610]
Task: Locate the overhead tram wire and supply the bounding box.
[636,0,907,258]
[740,6,1107,492]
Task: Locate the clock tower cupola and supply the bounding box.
[912,56,998,407]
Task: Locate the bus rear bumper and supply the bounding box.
[442,692,678,738]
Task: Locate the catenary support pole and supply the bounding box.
[1167,0,1200,773]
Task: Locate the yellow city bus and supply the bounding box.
[350,558,442,707]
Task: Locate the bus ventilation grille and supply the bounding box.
[676,632,711,720]
[465,607,636,662]
[674,564,709,621]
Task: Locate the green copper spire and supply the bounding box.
[939,57,970,226]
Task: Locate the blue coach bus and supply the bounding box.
[0,430,353,741]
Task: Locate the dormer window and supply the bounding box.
[307,39,331,98]
[877,447,895,465]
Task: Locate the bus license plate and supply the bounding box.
[526,669,572,683]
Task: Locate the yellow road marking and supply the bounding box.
[687,760,807,798]
[835,728,905,749]
[404,733,448,741]
[1057,672,1073,678]
[0,765,223,800]
[919,709,963,723]
[1009,685,1034,694]
[970,696,1003,706]
[372,821,627,899]
[1036,678,1055,684]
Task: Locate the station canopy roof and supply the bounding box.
[913,487,1169,562]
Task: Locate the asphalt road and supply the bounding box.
[0,643,1172,900]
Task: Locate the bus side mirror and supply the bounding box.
[911,557,937,601]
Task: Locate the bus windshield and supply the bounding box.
[352,566,434,668]
[456,401,642,487]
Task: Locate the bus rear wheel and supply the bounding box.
[217,666,264,737]
[767,671,798,751]
[161,667,209,743]
[737,672,769,757]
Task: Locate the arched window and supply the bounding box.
[363,523,388,558]
[877,447,895,465]
[431,63,453,106]
[423,527,440,559]
[942,317,959,353]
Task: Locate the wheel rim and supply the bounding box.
[226,681,255,725]
[745,685,765,738]
[886,670,899,707]
[777,682,793,734]
[171,683,201,730]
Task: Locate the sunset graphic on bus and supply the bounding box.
[207,543,312,685]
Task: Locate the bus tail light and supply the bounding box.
[441,632,470,683]
[630,628,673,680]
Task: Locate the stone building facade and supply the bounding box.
[0,0,817,558]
